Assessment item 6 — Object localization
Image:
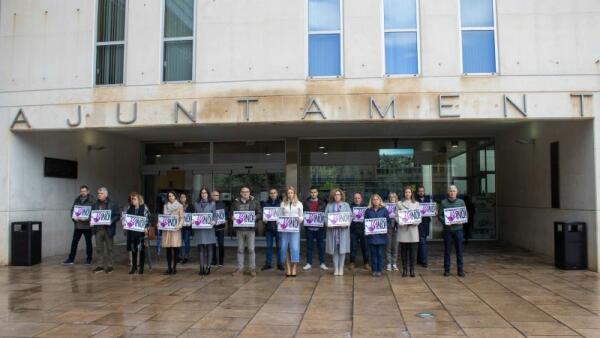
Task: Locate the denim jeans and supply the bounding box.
[280,231,300,263]
[180,227,192,259]
[417,236,428,265]
[350,230,369,264]
[264,227,282,266]
[306,228,325,265]
[369,244,385,273]
[67,228,93,262]
[443,229,464,272]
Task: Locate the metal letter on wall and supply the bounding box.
[238,98,258,121]
[67,105,82,127]
[369,96,396,119]
[570,93,593,117]
[503,94,527,117]
[438,95,460,117]
[10,109,31,129]
[117,102,138,125]
[302,98,327,120]
[175,101,197,123]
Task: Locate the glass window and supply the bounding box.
[384,0,419,75]
[460,0,496,74]
[308,0,341,77]
[163,0,194,82]
[95,0,126,85]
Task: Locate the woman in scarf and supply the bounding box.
[397,186,420,277]
[125,192,151,275]
[324,188,351,276]
[162,191,184,275]
[194,188,217,275]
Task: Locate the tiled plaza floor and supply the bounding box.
[0,242,599,337]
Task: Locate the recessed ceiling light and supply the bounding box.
[323,152,329,155]
[318,146,325,149]
[265,153,271,156]
[155,154,161,158]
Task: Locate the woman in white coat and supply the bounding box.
[279,186,303,277]
[325,188,351,276]
[397,186,420,277]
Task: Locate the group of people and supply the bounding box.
[64,184,466,278]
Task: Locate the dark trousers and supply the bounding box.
[417,236,428,265]
[264,228,282,266]
[166,248,179,272]
[306,228,325,265]
[179,227,192,259]
[212,229,225,265]
[369,244,385,273]
[350,231,369,264]
[131,242,145,272]
[443,230,464,272]
[400,242,418,271]
[67,228,93,262]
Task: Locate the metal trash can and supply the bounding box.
[11,221,42,266]
[554,221,587,270]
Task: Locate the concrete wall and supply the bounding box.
[496,120,598,271]
[0,129,140,264]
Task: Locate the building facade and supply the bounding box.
[1,0,599,270]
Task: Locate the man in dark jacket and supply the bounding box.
[349,192,369,271]
[91,186,120,274]
[211,189,227,266]
[230,186,262,277]
[302,186,328,271]
[438,185,466,277]
[416,186,431,268]
[261,188,283,271]
[63,185,95,265]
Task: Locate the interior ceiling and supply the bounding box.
[100,119,529,142]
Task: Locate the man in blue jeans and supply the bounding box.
[416,186,431,268]
[261,188,283,271]
[302,186,328,271]
[438,185,466,277]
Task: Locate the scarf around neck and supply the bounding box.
[166,201,181,214]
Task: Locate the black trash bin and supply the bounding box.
[554,221,587,270]
[11,221,42,266]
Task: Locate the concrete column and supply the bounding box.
[285,138,299,191]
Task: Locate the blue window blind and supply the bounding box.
[308,0,341,77]
[384,0,418,75]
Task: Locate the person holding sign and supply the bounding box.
[302,186,328,271]
[350,192,369,272]
[230,186,262,277]
[211,190,227,267]
[279,186,303,277]
[194,188,217,275]
[63,185,95,266]
[325,188,352,276]
[438,185,467,277]
[91,187,121,274]
[124,192,151,275]
[397,186,420,278]
[162,191,184,275]
[416,186,432,268]
[385,192,400,272]
[178,193,195,265]
[364,194,389,277]
[261,188,283,271]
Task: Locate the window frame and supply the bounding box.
[306,0,344,79]
[160,0,197,83]
[381,0,421,77]
[93,0,129,86]
[458,0,498,76]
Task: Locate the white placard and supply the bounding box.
[183,213,193,226]
[303,212,325,227]
[158,214,179,231]
[365,217,388,235]
[90,210,112,226]
[263,207,281,222]
[122,214,147,233]
[352,207,367,223]
[233,211,255,227]
[215,209,226,225]
[385,203,397,219]
[419,202,438,217]
[327,212,352,227]
[277,216,300,232]
[443,206,468,225]
[397,209,422,225]
[191,213,213,229]
[72,205,91,221]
